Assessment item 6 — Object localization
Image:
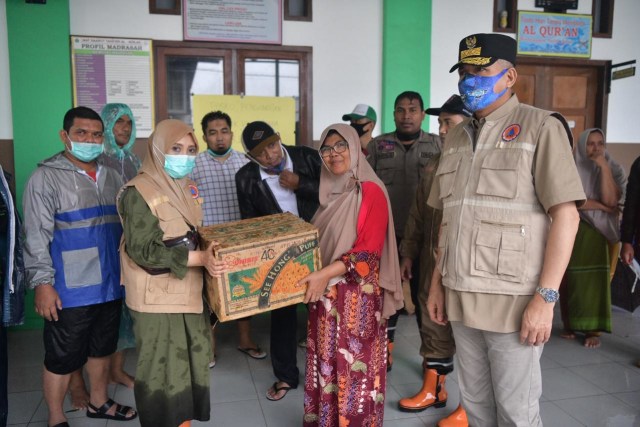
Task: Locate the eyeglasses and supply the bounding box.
[319,140,349,157]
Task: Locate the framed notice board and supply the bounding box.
[71,36,155,137]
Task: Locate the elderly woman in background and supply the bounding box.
[298,123,403,426]
[561,128,626,348]
[118,119,226,427]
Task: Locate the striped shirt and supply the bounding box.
[190,150,249,226]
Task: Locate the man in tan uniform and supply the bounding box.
[427,34,585,426]
[367,91,441,369]
[398,95,470,426]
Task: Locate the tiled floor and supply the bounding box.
[6,305,640,427]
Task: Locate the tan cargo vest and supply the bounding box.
[119,178,204,313]
[436,101,558,295]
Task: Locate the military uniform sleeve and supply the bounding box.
[22,169,57,288]
[400,171,429,259]
[532,115,586,212]
[367,137,378,169]
[119,187,189,279]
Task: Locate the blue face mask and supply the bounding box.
[164,154,196,179]
[68,140,104,162]
[458,68,509,112]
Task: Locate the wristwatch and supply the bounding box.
[535,286,559,303]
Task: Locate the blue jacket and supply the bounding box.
[22,153,124,309]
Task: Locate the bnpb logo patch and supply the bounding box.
[502,124,521,142]
[189,184,199,199]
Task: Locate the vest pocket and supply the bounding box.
[476,150,520,199]
[145,273,190,305]
[376,162,395,185]
[471,221,527,283]
[436,155,462,200]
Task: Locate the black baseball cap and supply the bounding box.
[449,33,517,73]
[241,121,280,157]
[425,95,472,117]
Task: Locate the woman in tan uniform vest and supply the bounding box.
[117,119,226,427]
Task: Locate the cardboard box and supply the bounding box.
[199,212,321,322]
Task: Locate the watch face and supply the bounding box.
[538,287,558,302]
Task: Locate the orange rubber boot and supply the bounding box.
[437,404,468,427]
[387,342,394,372]
[178,421,191,427]
[398,368,447,412]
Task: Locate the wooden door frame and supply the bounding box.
[153,40,313,146]
[515,56,611,133]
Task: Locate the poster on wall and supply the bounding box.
[517,11,592,58]
[192,94,295,153]
[183,0,282,44]
[71,36,154,137]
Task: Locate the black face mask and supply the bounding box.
[350,122,370,137]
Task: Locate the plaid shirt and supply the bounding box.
[190,150,249,226]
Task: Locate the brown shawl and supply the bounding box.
[124,119,202,228]
[312,123,403,319]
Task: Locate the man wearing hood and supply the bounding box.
[100,103,140,182]
[235,121,321,401]
[22,106,137,427]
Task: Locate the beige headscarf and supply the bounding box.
[574,128,626,243]
[124,119,202,227]
[312,123,403,319]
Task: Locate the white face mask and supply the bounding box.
[67,136,104,162]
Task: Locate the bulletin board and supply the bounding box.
[192,95,296,153]
[71,36,155,137]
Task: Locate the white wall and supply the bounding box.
[68,0,383,140]
[0,0,12,139]
[430,0,640,143]
[1,1,636,142]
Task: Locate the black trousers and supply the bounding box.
[270,304,299,388]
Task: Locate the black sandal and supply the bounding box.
[49,423,70,427]
[265,381,295,401]
[86,398,137,421]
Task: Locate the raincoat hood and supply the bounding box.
[101,103,137,159]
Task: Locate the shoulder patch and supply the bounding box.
[377,140,396,152]
[502,124,521,142]
[188,184,199,199]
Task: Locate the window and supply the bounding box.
[592,0,614,38]
[284,0,312,22]
[154,41,313,146]
[493,0,517,33]
[149,0,181,15]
